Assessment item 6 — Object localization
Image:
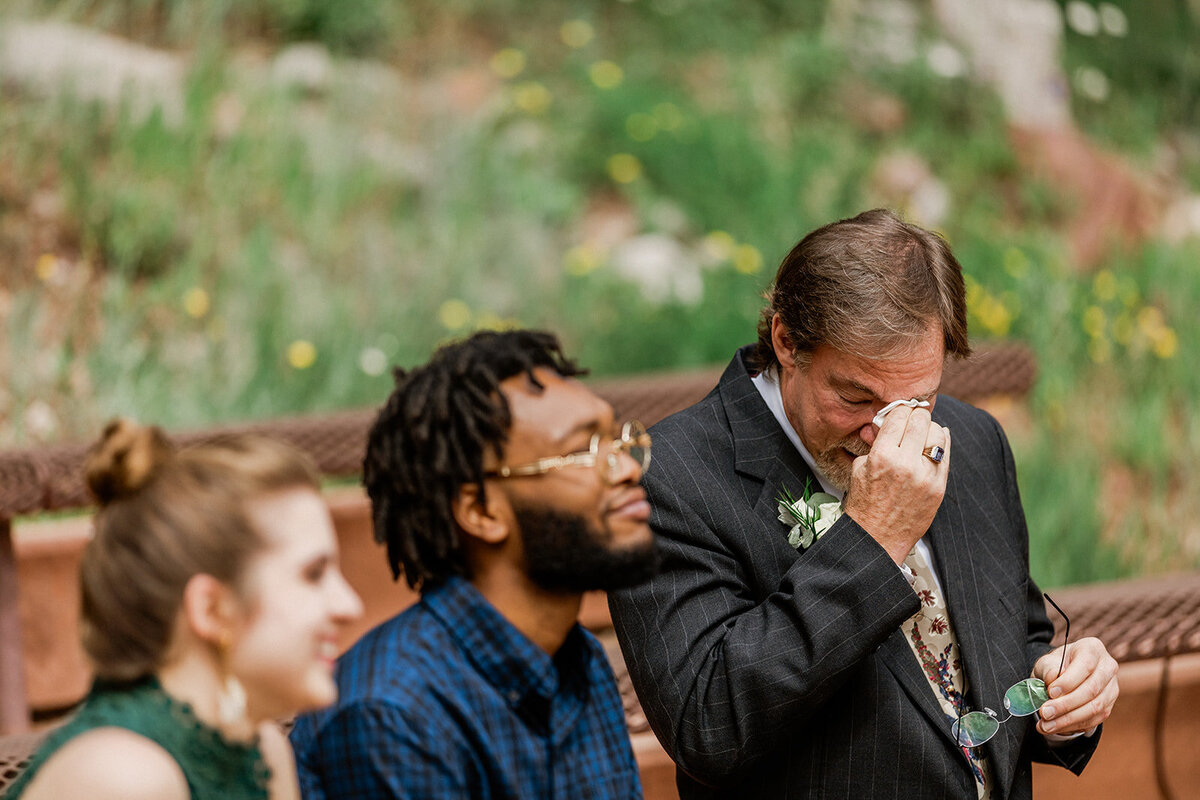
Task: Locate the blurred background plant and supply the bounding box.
[0,0,1197,587]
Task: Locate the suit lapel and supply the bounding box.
[875,492,972,743]
[930,467,1020,799]
[877,626,959,735]
[929,471,1004,705]
[718,348,820,541]
[749,445,820,539]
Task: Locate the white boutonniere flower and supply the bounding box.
[777,480,843,550]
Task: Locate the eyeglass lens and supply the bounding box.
[600,422,651,481]
[952,678,1050,747]
[952,593,1067,748]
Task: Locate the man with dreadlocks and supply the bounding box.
[289,329,658,799]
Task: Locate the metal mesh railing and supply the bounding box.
[0,343,1036,518]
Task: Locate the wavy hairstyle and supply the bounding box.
[753,208,971,372]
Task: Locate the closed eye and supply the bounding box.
[302,555,333,584]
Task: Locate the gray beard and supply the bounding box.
[812,437,869,493]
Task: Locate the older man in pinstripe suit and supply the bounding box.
[609,209,1117,799]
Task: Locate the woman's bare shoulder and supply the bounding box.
[19,726,189,800]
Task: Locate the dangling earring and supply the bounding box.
[215,630,247,729]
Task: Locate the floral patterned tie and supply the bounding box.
[902,545,992,798]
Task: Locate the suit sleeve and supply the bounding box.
[609,422,921,784]
[995,419,1102,773]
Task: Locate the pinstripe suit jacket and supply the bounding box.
[609,347,1098,799]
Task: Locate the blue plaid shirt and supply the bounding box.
[290,577,642,799]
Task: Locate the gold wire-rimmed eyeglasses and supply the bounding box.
[951,593,1070,748]
[485,420,651,485]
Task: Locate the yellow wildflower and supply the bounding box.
[490,48,526,79]
[733,244,763,275]
[182,288,210,319]
[590,61,624,89]
[513,82,552,115]
[1136,305,1165,337]
[607,153,642,184]
[565,244,603,276]
[977,295,1013,337]
[287,340,317,370]
[1152,328,1178,359]
[437,299,472,330]
[35,253,58,283]
[1082,305,1106,338]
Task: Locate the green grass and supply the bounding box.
[1,0,1197,586]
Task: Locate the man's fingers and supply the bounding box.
[872,406,941,463]
[1043,637,1108,696]
[1038,675,1119,734]
[898,407,933,461]
[847,405,949,563]
[1035,638,1120,735]
[872,404,914,449]
[1033,642,1078,687]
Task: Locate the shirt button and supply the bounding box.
[508,690,520,703]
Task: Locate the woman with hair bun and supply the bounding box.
[8,419,363,800]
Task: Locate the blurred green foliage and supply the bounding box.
[2,0,1198,586]
[1055,0,1199,167]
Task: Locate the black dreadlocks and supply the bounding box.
[363,329,585,591]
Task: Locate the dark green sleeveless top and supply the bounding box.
[6,677,270,799]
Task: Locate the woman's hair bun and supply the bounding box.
[85,419,174,506]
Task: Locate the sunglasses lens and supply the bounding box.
[1003,678,1049,717]
[952,711,1000,747]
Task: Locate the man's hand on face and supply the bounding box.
[842,405,950,564]
[1032,637,1119,737]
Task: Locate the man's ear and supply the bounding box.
[771,313,798,369]
[181,573,239,645]
[452,483,510,545]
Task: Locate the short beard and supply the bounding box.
[813,437,869,493]
[515,505,660,593]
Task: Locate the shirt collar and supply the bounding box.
[750,366,843,501]
[422,576,590,707]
